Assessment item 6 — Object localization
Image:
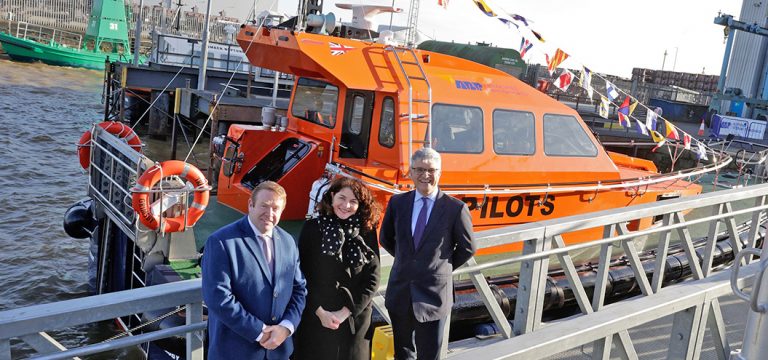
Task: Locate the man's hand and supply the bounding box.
[259,325,290,350]
[315,306,341,330]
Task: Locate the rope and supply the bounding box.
[130,65,187,130]
[101,305,186,342]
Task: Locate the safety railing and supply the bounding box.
[11,20,82,49]
[432,182,768,359]
[0,280,203,360]
[4,183,768,358]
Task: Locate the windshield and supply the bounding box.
[291,77,339,128]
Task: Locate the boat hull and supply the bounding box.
[0,32,126,70]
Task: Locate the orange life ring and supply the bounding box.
[77,122,142,169]
[131,160,210,233]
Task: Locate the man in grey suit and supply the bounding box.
[202,181,307,360]
[380,148,476,360]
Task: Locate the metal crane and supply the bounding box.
[711,13,768,115]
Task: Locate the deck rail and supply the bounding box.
[4,184,768,358]
[10,20,82,49]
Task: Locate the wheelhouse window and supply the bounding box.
[430,104,483,153]
[493,110,535,155]
[379,97,395,148]
[543,114,598,157]
[291,77,339,127]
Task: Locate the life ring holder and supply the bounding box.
[130,160,211,233]
[77,121,142,169]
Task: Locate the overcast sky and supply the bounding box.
[182,0,744,77]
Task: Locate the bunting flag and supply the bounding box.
[635,118,649,135]
[605,81,619,101]
[438,0,449,9]
[652,139,667,152]
[628,99,638,117]
[683,133,691,150]
[531,29,545,42]
[472,0,496,16]
[547,48,569,75]
[650,130,665,143]
[664,120,680,140]
[599,96,610,118]
[554,70,573,91]
[617,97,631,127]
[697,142,708,160]
[498,18,518,29]
[646,110,658,132]
[519,37,533,60]
[511,14,530,26]
[579,67,593,99]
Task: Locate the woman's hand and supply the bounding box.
[331,307,351,323]
[315,306,342,330]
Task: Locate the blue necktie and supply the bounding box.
[413,197,429,248]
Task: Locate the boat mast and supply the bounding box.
[197,0,214,90]
[404,0,419,46]
[132,0,143,65]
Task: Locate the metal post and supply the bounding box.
[132,0,144,66]
[713,28,735,114]
[196,0,213,90]
[734,255,768,359]
[271,71,280,107]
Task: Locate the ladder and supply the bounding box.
[389,46,433,165]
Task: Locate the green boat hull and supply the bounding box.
[0,32,133,70]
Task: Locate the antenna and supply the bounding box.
[404,0,419,46]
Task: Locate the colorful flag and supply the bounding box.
[697,143,708,160]
[664,120,680,140]
[629,99,638,117]
[599,96,610,118]
[498,18,518,29]
[683,133,691,150]
[646,109,658,131]
[531,29,545,42]
[547,48,569,75]
[472,0,496,16]
[519,37,533,60]
[635,118,649,135]
[438,0,449,9]
[652,139,667,152]
[650,130,665,143]
[511,14,530,26]
[618,96,631,127]
[579,67,593,99]
[605,81,619,101]
[329,42,354,56]
[554,70,573,91]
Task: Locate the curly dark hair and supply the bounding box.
[318,177,382,232]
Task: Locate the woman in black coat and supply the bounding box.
[293,177,382,360]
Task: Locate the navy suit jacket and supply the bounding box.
[202,216,307,360]
[380,190,475,322]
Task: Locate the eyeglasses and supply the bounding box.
[411,167,440,175]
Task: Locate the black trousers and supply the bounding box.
[389,306,446,360]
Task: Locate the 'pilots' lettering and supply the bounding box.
[461,195,556,219]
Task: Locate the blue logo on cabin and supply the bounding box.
[455,80,483,91]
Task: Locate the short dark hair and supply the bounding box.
[318,177,381,232]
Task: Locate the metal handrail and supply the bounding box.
[732,248,768,313]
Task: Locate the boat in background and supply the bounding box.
[0,0,139,70]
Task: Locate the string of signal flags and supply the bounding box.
[439,0,714,162]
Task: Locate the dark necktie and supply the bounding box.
[413,197,429,248]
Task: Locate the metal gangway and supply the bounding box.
[5,183,768,359]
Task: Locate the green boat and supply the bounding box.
[0,0,139,70]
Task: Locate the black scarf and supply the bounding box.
[319,214,375,269]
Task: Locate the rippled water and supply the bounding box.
[0,57,138,358]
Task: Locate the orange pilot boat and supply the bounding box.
[212,22,706,255]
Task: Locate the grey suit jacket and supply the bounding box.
[380,190,476,322]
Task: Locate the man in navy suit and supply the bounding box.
[202,181,307,360]
[380,148,476,360]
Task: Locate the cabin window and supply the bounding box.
[430,104,483,153]
[543,114,598,157]
[291,77,339,128]
[350,96,365,134]
[493,110,535,155]
[379,97,395,148]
